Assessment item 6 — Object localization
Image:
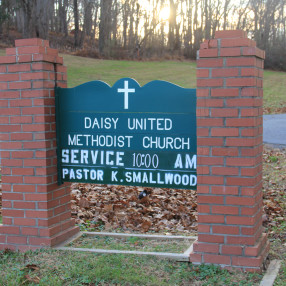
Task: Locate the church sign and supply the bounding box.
[55,78,197,189]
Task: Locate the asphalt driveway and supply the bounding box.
[263,114,286,148]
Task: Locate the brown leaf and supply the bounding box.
[78,198,90,208]
[25,264,40,271]
[141,220,152,232]
[24,274,40,284]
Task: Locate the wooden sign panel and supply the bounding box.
[55,78,197,189]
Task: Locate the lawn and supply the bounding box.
[63,54,286,114]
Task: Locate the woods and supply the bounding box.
[0,0,285,69]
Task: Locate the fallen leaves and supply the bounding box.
[70,184,198,234]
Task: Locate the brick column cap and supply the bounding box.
[215,30,247,39]
[15,38,49,48]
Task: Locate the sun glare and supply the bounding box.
[159,6,170,22]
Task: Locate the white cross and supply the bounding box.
[117,80,135,109]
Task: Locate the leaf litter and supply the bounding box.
[70,184,198,234]
[70,146,286,239]
[0,147,285,239]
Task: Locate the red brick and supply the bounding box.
[199,48,218,58]
[0,65,7,72]
[3,176,23,184]
[197,185,210,194]
[242,47,265,59]
[226,215,255,225]
[232,256,263,268]
[198,175,224,185]
[221,38,256,48]
[241,128,260,137]
[226,177,257,187]
[193,242,219,253]
[199,234,225,244]
[0,74,19,81]
[13,202,36,209]
[215,30,247,39]
[26,210,52,218]
[11,133,33,141]
[211,128,239,137]
[2,209,25,217]
[8,64,31,73]
[226,118,257,127]
[15,38,49,47]
[197,118,223,126]
[197,89,210,97]
[211,88,239,97]
[213,225,240,235]
[14,218,36,226]
[22,227,39,236]
[21,89,50,98]
[197,147,210,156]
[212,147,239,157]
[0,82,8,89]
[220,48,241,57]
[0,91,20,98]
[7,236,27,244]
[189,253,202,263]
[226,138,257,147]
[241,166,261,177]
[198,157,224,165]
[197,98,224,107]
[226,196,256,206]
[0,56,16,64]
[197,58,224,68]
[0,142,22,149]
[204,254,231,265]
[197,195,224,204]
[23,141,51,149]
[1,159,22,167]
[226,78,256,87]
[17,55,32,63]
[198,215,224,224]
[13,185,36,192]
[212,68,239,77]
[198,205,210,213]
[24,176,50,184]
[25,193,50,201]
[241,205,260,216]
[221,245,243,255]
[9,81,31,90]
[197,69,209,78]
[198,78,223,87]
[197,166,210,175]
[10,116,33,124]
[12,151,34,159]
[198,225,211,233]
[197,128,209,136]
[12,168,34,176]
[198,138,224,146]
[212,205,239,215]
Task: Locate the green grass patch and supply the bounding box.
[63,54,197,89]
[0,248,263,285]
[68,234,193,253]
[0,49,285,114]
[63,54,286,114]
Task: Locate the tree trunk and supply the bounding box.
[99,0,112,55]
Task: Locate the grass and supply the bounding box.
[63,54,286,114]
[68,234,193,253]
[0,248,263,286]
[0,49,285,113]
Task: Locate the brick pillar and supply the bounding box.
[189,30,269,272]
[0,38,79,251]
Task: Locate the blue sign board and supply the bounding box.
[55,78,197,189]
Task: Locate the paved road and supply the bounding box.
[263,114,286,148]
